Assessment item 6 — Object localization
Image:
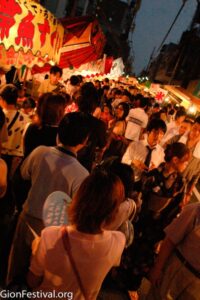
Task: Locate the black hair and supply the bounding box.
[37,93,66,126]
[139,96,148,108]
[100,157,134,198]
[22,97,36,109]
[102,85,110,91]
[175,110,186,120]
[153,103,160,109]
[77,83,99,113]
[0,84,18,105]
[50,66,62,77]
[146,118,167,134]
[116,102,130,120]
[165,142,189,162]
[70,75,80,86]
[195,116,200,124]
[58,112,91,146]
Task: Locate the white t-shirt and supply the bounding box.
[30,226,126,300]
[125,108,148,141]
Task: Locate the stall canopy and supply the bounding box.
[0,0,64,70]
[32,15,106,74]
[59,16,106,68]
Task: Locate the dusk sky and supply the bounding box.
[131,0,197,75]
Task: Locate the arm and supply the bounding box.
[0,159,7,198]
[149,237,175,287]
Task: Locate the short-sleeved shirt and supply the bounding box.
[37,79,60,95]
[30,226,126,300]
[125,108,148,141]
[1,109,30,156]
[21,146,89,219]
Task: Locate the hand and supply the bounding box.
[128,291,139,300]
[132,159,148,171]
[181,193,192,207]
[149,163,156,171]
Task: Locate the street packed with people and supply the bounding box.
[0,69,200,300]
[1,0,200,299]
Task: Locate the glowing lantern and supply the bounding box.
[0,0,64,70]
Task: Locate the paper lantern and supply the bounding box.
[0,0,64,69]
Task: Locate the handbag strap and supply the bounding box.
[61,226,87,299]
[7,111,20,131]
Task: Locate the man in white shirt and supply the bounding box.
[160,109,186,146]
[122,119,166,190]
[125,96,148,141]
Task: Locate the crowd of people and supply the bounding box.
[0,66,200,300]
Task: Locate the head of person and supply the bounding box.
[58,112,91,149]
[77,75,83,85]
[22,97,36,115]
[16,83,26,98]
[115,102,129,121]
[70,75,80,87]
[102,85,109,96]
[49,66,62,85]
[114,89,122,99]
[139,95,148,109]
[152,103,160,113]
[68,169,125,234]
[77,82,99,114]
[37,93,66,126]
[94,80,101,89]
[147,118,167,147]
[103,78,109,86]
[189,116,200,141]
[165,142,190,173]
[103,102,112,114]
[100,157,134,198]
[0,84,18,107]
[175,109,186,125]
[179,119,192,136]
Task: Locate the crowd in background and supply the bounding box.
[0,66,200,300]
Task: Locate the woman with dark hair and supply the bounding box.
[103,102,130,160]
[109,102,129,136]
[27,169,126,299]
[23,93,66,157]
